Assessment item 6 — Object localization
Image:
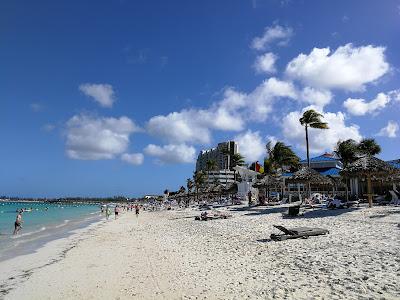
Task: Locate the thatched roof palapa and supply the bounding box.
[341,155,399,177]
[252,175,283,188]
[341,155,400,207]
[286,167,333,185]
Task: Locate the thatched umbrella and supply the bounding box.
[341,155,400,207]
[252,175,282,188]
[253,175,284,202]
[286,167,333,198]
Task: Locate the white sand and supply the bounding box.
[1,205,399,300]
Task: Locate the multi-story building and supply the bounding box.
[196,141,238,172]
[195,141,238,187]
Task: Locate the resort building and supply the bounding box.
[203,170,235,187]
[196,141,238,172]
[196,141,238,187]
[283,153,344,196]
[300,152,342,177]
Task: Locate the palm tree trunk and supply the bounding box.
[305,125,310,168]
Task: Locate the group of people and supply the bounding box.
[102,204,141,220]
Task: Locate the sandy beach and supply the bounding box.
[1,205,399,300]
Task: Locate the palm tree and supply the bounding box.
[357,138,381,156]
[335,139,359,168]
[266,141,300,173]
[193,171,206,202]
[263,158,274,175]
[231,153,245,168]
[299,109,329,167]
[186,178,194,193]
[230,153,245,181]
[335,138,381,200]
[186,178,194,207]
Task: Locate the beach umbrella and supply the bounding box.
[253,175,284,202]
[341,155,400,207]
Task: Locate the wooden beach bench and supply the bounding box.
[270,225,329,241]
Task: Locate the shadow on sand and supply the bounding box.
[229,206,288,216]
[230,205,361,219]
[256,238,274,243]
[369,209,400,219]
[295,207,360,219]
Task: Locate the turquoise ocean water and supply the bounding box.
[0,201,101,261]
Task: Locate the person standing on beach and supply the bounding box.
[248,190,252,206]
[13,211,23,235]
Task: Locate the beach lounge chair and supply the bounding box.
[270,225,329,241]
[195,211,232,221]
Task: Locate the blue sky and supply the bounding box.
[1,0,399,197]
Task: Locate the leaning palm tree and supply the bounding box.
[299,109,329,167]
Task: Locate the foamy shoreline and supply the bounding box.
[1,205,399,299]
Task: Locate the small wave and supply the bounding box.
[54,220,70,228]
[11,226,46,239]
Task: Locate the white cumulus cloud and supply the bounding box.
[247,77,297,121]
[343,92,391,116]
[251,25,293,50]
[254,52,278,74]
[377,121,398,138]
[286,44,389,91]
[234,130,265,162]
[65,114,140,160]
[144,144,196,164]
[79,83,116,108]
[300,87,332,110]
[121,153,144,165]
[282,109,362,154]
[146,78,296,145]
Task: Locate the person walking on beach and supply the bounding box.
[13,211,23,235]
[135,204,140,217]
[114,205,119,220]
[106,205,111,220]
